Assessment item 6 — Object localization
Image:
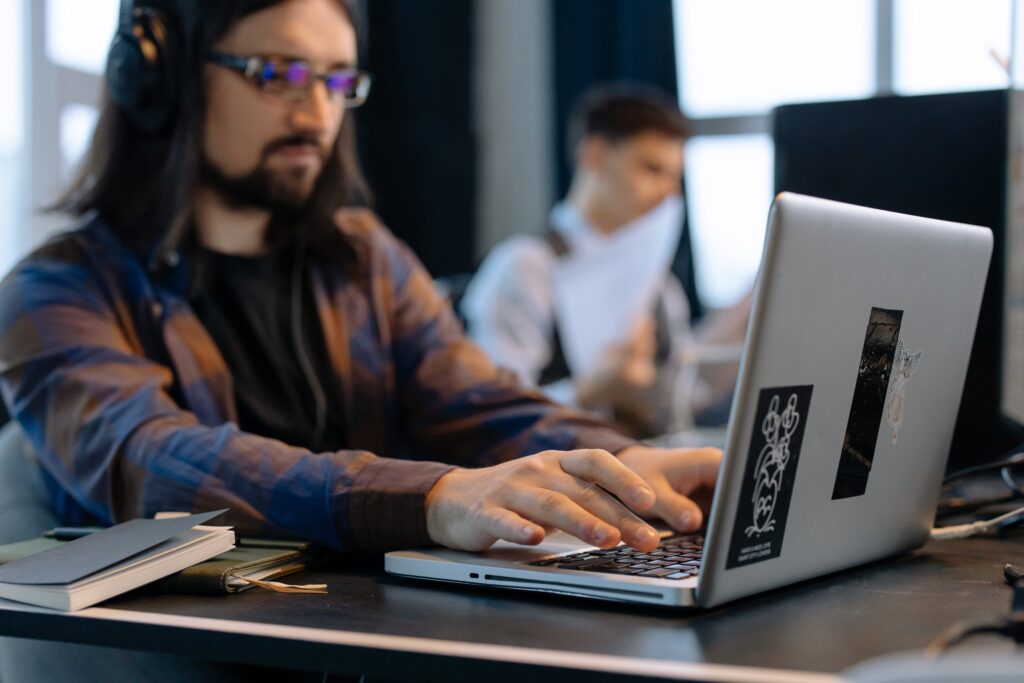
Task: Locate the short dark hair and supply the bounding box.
[56,0,369,266]
[567,83,689,160]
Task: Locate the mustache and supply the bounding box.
[261,134,329,160]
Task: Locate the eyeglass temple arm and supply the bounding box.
[207,52,263,79]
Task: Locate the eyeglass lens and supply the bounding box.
[262,59,365,101]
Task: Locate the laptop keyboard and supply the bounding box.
[525,534,703,580]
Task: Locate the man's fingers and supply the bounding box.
[665,447,724,490]
[560,449,656,512]
[553,477,660,550]
[483,508,545,546]
[649,476,704,532]
[510,489,621,548]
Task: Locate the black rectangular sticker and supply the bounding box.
[831,307,903,500]
[727,385,813,570]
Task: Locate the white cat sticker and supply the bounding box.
[885,339,922,445]
[746,393,801,538]
[727,384,813,569]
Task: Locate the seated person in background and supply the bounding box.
[0,0,721,561]
[462,85,750,439]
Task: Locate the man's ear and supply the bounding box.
[576,136,609,172]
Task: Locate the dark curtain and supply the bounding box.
[551,0,679,193]
[357,0,476,278]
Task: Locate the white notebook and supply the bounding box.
[0,510,234,611]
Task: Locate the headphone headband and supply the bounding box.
[105,0,176,133]
[118,0,135,29]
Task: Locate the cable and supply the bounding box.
[1001,465,1024,497]
[926,563,1024,657]
[925,619,1010,657]
[290,241,327,452]
[935,491,1019,519]
[935,444,1024,522]
[943,449,1024,486]
[925,447,1024,655]
[930,504,1024,540]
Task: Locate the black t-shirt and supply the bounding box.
[189,246,345,452]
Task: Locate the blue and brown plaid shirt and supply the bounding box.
[0,210,634,550]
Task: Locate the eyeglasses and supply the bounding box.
[207,52,372,108]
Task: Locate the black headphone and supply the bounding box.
[105,0,177,133]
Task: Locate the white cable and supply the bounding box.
[930,504,1024,540]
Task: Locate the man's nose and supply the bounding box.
[651,180,674,204]
[291,80,338,133]
[657,174,682,203]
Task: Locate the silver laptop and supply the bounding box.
[386,193,993,608]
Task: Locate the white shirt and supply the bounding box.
[462,202,700,425]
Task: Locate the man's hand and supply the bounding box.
[616,446,721,531]
[426,449,659,552]
[425,446,722,552]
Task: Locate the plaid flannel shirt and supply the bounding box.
[0,210,634,550]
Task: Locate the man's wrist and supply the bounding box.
[347,458,455,550]
[425,466,467,547]
[425,466,461,509]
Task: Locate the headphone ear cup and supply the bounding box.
[104,8,174,133]
[105,29,146,113]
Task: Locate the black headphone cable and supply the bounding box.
[290,241,327,452]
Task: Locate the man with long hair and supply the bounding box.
[1,0,718,596]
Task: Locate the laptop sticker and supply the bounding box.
[885,339,922,445]
[727,385,813,569]
[832,307,903,500]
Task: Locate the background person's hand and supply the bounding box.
[577,317,655,432]
[616,446,722,532]
[576,316,657,410]
[425,449,660,552]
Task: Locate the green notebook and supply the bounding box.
[0,537,317,595]
[153,544,316,594]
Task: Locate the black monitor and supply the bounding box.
[1006,91,1024,433]
[773,90,1023,472]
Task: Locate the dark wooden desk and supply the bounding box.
[0,536,1020,682]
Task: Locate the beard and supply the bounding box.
[199,135,329,214]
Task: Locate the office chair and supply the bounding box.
[0,422,56,546]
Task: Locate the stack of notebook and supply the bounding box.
[0,510,233,611]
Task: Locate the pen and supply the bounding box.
[43,527,104,541]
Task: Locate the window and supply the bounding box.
[46,0,120,76]
[0,0,118,277]
[684,135,773,308]
[674,0,874,308]
[894,0,1014,95]
[0,0,25,277]
[673,0,1021,310]
[59,104,101,179]
[675,0,874,118]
